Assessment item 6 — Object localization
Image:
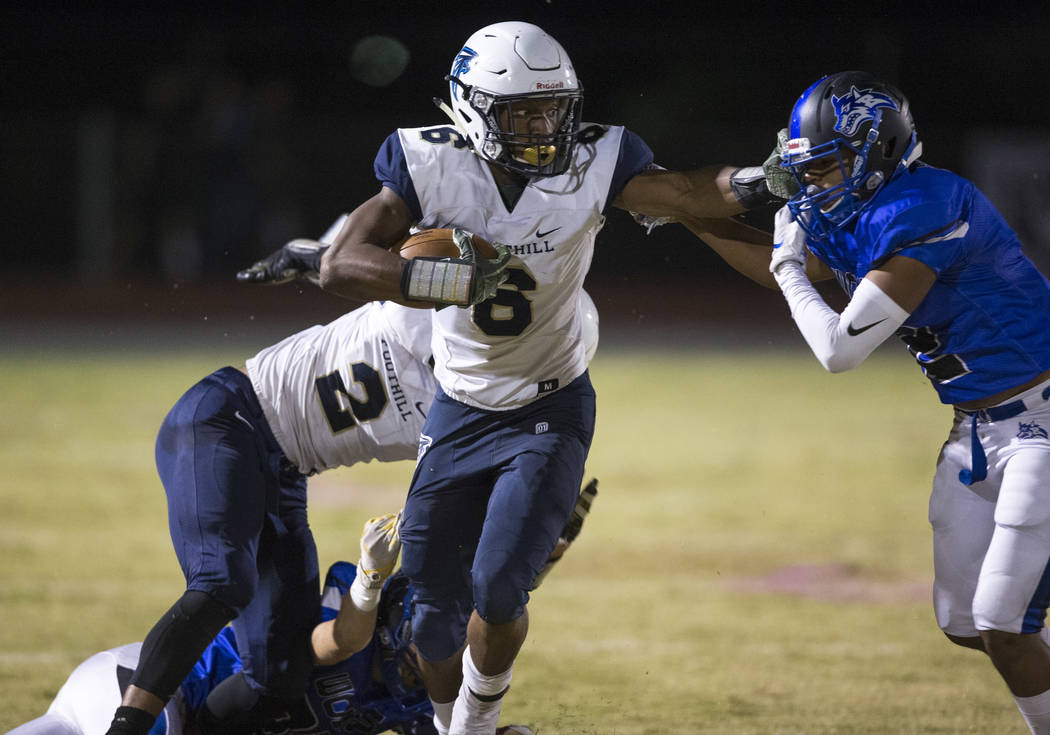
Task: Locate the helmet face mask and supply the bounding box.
[782,71,919,239]
[446,22,584,177]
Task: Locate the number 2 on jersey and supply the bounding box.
[314,362,388,433]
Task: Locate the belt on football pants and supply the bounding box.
[957,384,1050,486]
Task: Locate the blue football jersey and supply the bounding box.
[806,163,1050,404]
[179,564,433,735]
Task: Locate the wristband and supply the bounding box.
[729,166,780,210]
[400,257,474,305]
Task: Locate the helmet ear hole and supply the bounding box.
[883,135,898,159]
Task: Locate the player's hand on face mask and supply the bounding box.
[452,228,511,305]
[764,128,800,200]
[770,205,808,274]
[358,510,402,581]
[236,240,327,284]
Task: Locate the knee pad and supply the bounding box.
[973,524,1050,633]
[198,671,261,734]
[473,573,528,626]
[130,590,236,699]
[411,597,470,662]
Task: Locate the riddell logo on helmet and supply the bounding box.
[534,81,565,90]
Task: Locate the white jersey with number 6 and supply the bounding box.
[392,123,634,410]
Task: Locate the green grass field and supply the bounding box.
[0,346,1023,733]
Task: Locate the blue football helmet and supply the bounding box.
[781,71,921,239]
[374,571,424,703]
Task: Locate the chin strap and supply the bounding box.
[900,133,923,169]
[433,97,470,139]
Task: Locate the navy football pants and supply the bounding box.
[155,366,319,696]
[399,372,596,661]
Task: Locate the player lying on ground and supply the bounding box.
[11,481,597,735]
[684,70,1050,735]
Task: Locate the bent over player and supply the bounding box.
[101,218,438,734]
[693,71,1050,733]
[308,20,771,735]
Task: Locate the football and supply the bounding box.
[396,228,497,260]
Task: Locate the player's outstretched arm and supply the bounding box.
[612,130,802,223]
[531,478,598,590]
[679,216,832,289]
[613,165,745,220]
[311,512,402,666]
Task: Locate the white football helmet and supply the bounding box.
[444,21,583,177]
[579,288,599,363]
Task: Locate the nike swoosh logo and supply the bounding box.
[234,410,254,430]
[415,401,428,419]
[846,318,886,336]
[536,227,562,239]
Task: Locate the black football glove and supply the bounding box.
[728,128,801,210]
[236,240,328,285]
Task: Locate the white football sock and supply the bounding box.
[1015,689,1050,734]
[449,646,513,735]
[431,698,454,735]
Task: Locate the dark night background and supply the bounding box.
[3,2,1050,341]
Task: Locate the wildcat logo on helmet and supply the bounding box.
[831,85,899,136]
[450,47,478,99]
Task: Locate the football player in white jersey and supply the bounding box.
[100,213,439,735]
[307,21,769,735]
[103,213,603,735]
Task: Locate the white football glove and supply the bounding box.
[770,205,809,274]
[350,511,402,611]
[359,511,402,579]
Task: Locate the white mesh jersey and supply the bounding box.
[397,123,631,409]
[246,301,436,475]
[7,643,183,735]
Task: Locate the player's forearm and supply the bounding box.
[319,243,409,303]
[616,165,746,220]
[310,596,378,666]
[680,217,779,288]
[656,165,745,219]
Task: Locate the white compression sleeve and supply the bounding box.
[773,262,910,372]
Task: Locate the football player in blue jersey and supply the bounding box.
[685,70,1050,733]
[308,21,771,735]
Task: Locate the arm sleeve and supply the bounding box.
[772,262,910,373]
[605,128,654,211]
[373,132,423,221]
